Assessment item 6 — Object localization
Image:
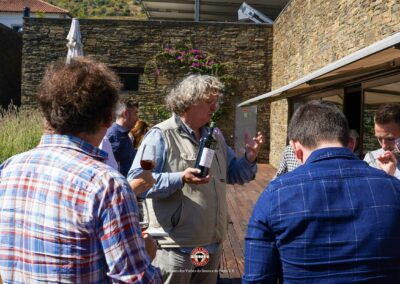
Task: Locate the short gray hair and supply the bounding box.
[165,74,224,115]
[115,98,138,118]
[349,129,359,139]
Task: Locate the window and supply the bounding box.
[289,72,400,157]
[362,74,400,153]
[112,67,144,92]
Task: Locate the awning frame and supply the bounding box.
[238,32,400,107]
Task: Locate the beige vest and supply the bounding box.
[147,116,228,248]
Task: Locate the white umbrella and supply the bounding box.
[66,18,83,63]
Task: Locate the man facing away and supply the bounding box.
[364,103,400,178]
[105,98,139,177]
[0,57,162,283]
[273,128,359,180]
[243,100,400,283]
[128,74,264,284]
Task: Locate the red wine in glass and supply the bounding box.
[140,160,155,170]
[140,144,156,171]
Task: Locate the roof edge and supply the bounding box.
[38,0,70,14]
[238,31,400,107]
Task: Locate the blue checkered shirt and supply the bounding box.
[0,134,161,283]
[243,147,400,283]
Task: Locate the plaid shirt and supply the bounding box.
[243,147,400,283]
[0,134,161,283]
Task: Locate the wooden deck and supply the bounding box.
[218,164,277,283]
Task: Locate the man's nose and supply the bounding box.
[381,140,394,150]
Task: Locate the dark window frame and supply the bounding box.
[112,67,144,92]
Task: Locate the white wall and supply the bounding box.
[0,12,68,29]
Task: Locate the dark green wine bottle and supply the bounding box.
[194,122,217,177]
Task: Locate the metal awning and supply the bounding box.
[238,32,400,107]
[140,0,290,22]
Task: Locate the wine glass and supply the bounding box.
[368,137,400,166]
[138,198,149,232]
[395,138,400,154]
[140,144,156,171]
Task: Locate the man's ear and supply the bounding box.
[123,108,131,119]
[290,140,304,164]
[348,136,356,151]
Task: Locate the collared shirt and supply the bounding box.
[99,136,119,170]
[127,116,257,199]
[243,147,400,284]
[127,115,257,253]
[0,134,162,283]
[364,148,400,179]
[106,122,137,177]
[273,144,300,179]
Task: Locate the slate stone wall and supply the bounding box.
[22,18,272,162]
[269,0,400,167]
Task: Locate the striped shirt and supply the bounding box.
[0,134,161,283]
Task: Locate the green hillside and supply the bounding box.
[47,0,146,19]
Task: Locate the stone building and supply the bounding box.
[240,0,400,167]
[21,18,273,162]
[21,0,400,166]
[0,0,70,31]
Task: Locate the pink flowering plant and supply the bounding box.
[144,42,238,124]
[159,46,222,75]
[145,43,235,85]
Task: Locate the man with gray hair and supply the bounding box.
[105,98,139,177]
[128,74,264,284]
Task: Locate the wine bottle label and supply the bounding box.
[199,148,215,167]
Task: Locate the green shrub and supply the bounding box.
[0,106,43,163]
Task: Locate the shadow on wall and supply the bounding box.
[0,24,22,109]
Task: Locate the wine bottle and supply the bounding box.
[194,122,217,177]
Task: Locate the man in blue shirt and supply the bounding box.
[128,74,264,284]
[243,100,400,283]
[106,98,138,177]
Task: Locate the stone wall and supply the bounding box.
[0,24,22,108]
[22,18,272,162]
[269,0,400,167]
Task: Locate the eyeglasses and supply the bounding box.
[202,99,220,111]
[204,98,219,105]
[377,137,397,144]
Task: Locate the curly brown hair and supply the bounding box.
[37,57,121,135]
